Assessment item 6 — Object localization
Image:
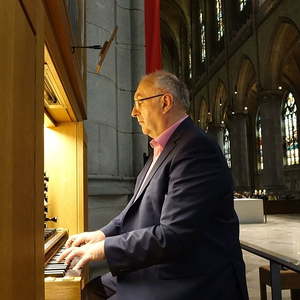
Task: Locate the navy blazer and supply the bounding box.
[101,117,249,300]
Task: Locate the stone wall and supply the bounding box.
[85,0,147,276]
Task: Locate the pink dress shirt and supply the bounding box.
[150,115,188,161]
[135,115,188,198]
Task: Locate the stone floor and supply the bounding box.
[242,214,300,300]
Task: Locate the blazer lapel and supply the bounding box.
[122,117,194,216]
[120,155,153,217]
[133,154,153,195]
[132,121,188,202]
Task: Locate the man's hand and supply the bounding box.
[65,230,106,248]
[57,240,106,271]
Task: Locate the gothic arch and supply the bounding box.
[213,79,227,125]
[235,55,257,112]
[198,98,209,129]
[263,18,300,90]
[161,0,191,79]
[161,20,180,74]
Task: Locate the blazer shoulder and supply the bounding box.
[172,120,227,165]
[176,120,219,150]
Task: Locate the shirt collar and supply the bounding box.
[150,115,188,150]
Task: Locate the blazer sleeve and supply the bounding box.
[100,209,126,237]
[104,135,233,276]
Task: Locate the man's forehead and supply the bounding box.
[135,79,155,96]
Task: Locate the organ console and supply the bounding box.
[44,228,85,300]
[43,174,85,299]
[0,2,87,299]
[43,44,87,299]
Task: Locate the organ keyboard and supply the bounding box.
[44,228,86,300]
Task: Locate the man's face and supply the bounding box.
[131,79,164,138]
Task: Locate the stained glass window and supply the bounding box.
[216,0,224,41]
[199,9,206,62]
[256,112,264,170]
[223,127,231,168]
[240,0,247,11]
[282,92,299,166]
[188,46,192,79]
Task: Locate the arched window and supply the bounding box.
[240,0,247,11]
[282,92,299,166]
[199,9,206,62]
[216,0,224,41]
[223,127,231,168]
[188,46,192,79]
[256,112,264,170]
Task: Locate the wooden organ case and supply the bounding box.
[43,0,88,298]
[0,1,87,299]
[43,44,87,299]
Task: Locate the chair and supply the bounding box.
[259,265,300,300]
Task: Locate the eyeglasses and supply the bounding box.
[133,93,164,106]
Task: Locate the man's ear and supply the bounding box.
[161,93,174,113]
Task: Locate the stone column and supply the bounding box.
[259,90,285,193]
[130,0,148,176]
[207,123,224,150]
[85,0,146,278]
[85,0,146,233]
[228,113,251,191]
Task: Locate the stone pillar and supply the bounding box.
[130,0,148,175]
[259,90,285,193]
[85,0,146,278]
[85,0,146,231]
[228,113,251,191]
[207,123,224,150]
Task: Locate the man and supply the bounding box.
[59,71,249,299]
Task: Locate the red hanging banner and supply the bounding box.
[144,0,162,74]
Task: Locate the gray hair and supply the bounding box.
[143,71,190,111]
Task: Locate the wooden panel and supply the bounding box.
[44,122,86,235]
[11,2,40,299]
[44,16,82,122]
[0,1,44,299]
[77,122,88,232]
[45,277,83,300]
[263,199,300,214]
[0,1,14,298]
[34,2,46,299]
[20,0,36,31]
[43,0,87,121]
[44,45,76,122]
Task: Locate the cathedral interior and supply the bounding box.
[1,0,300,299]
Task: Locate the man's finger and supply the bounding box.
[66,237,75,248]
[71,238,85,247]
[73,255,90,271]
[65,249,82,266]
[57,247,73,262]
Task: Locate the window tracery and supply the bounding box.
[199,9,206,62]
[256,112,264,170]
[216,0,224,41]
[282,92,299,166]
[240,0,247,11]
[223,127,231,168]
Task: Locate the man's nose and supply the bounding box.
[131,105,138,117]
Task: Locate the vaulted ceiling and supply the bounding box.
[160,0,191,77]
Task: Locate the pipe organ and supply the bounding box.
[0,1,87,299]
[43,45,87,300]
